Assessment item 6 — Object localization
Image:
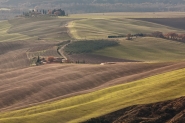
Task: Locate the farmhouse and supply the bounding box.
[47,56,63,63]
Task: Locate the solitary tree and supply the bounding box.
[35,56,41,65]
[127,34,132,40]
[37,56,40,62]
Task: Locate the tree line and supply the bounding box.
[108,32,185,42]
[22,9,66,17]
[151,31,185,42]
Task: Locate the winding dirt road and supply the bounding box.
[58,40,71,60]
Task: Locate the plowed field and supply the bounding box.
[0,62,185,111]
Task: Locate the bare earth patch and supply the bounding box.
[84,96,185,123]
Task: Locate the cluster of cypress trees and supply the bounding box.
[51,9,65,16]
[23,9,66,16]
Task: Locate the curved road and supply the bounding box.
[58,40,71,60]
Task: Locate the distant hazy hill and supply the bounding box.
[1,0,185,13]
[3,0,185,4]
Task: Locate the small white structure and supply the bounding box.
[100,63,105,65]
[34,6,39,12]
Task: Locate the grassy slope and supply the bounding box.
[8,17,73,41]
[68,18,184,39]
[1,12,185,42]
[2,62,182,111]
[1,12,185,123]
[0,17,74,42]
[0,68,185,123]
[0,21,30,42]
[94,37,185,62]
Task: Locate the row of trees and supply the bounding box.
[109,32,185,41]
[22,9,66,17]
[151,31,185,41]
[108,33,145,39]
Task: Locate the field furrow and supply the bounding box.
[0,66,185,123]
[0,62,184,112]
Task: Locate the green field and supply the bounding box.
[64,40,118,54]
[8,17,74,41]
[68,18,184,39]
[0,17,75,42]
[0,68,185,123]
[94,37,185,62]
[1,12,185,123]
[0,21,30,42]
[1,12,185,42]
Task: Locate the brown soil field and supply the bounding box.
[134,18,185,31]
[27,44,54,52]
[67,54,138,64]
[0,40,60,73]
[0,49,30,72]
[27,47,62,59]
[0,62,185,112]
[84,96,185,123]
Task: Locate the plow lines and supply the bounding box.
[0,63,185,123]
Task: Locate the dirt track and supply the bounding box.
[0,62,185,112]
[58,40,71,60]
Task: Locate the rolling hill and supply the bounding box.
[8,17,74,41]
[0,12,185,123]
[94,37,185,62]
[1,62,185,111]
[0,66,185,123]
[0,21,30,42]
[68,18,185,39]
[84,96,185,123]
